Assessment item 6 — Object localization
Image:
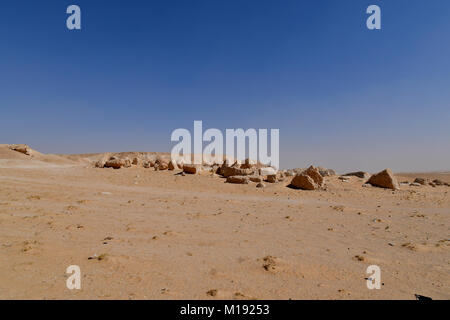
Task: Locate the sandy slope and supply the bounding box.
[0,146,449,300]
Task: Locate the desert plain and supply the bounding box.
[0,144,449,299]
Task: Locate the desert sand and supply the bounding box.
[0,144,449,300]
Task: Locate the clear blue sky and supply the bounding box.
[1,1,449,172]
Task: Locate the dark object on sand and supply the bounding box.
[414,294,432,301]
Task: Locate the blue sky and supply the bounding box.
[1,1,449,172]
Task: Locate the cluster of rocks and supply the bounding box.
[95,155,177,170]
[212,159,285,187]
[218,162,338,190]
[412,177,449,187]
[95,156,282,187]
[339,169,449,190]
[283,166,334,177]
[104,157,132,169]
[94,155,449,191]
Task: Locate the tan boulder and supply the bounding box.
[304,166,324,186]
[226,176,249,184]
[153,159,168,170]
[249,175,263,183]
[344,171,370,179]
[183,164,202,174]
[290,174,318,190]
[104,158,131,169]
[367,169,399,190]
[9,144,33,156]
[289,166,324,190]
[154,162,168,171]
[414,178,427,185]
[221,166,255,178]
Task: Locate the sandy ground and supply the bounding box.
[0,146,449,300]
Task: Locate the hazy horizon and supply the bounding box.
[1,1,449,173]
